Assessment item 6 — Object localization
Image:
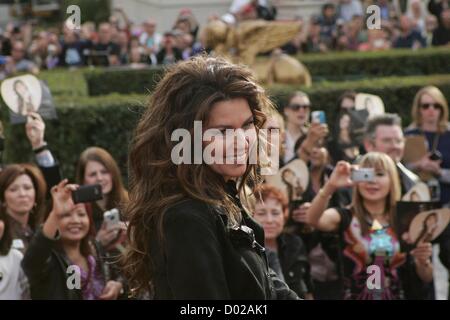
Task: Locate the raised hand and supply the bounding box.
[26,112,46,150]
[96,221,127,248]
[327,161,355,191]
[418,154,442,176]
[43,179,79,239]
[99,281,122,300]
[303,122,329,149]
[50,179,79,217]
[411,241,433,266]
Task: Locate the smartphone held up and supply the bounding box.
[103,208,120,230]
[311,110,326,124]
[72,184,103,204]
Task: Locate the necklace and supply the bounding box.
[362,205,389,228]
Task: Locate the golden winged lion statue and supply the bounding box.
[202,19,311,86]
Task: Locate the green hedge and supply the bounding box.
[84,67,164,96]
[267,74,450,130]
[1,94,146,182]
[61,0,111,25]
[298,47,450,82]
[3,72,450,184]
[84,47,450,96]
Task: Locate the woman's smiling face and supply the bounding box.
[203,98,257,180]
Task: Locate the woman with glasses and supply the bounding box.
[404,86,450,206]
[283,91,311,164]
[404,86,450,300]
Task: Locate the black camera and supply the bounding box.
[429,150,443,161]
[72,184,103,204]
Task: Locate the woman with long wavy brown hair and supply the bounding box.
[122,56,297,299]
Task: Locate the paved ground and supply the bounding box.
[433,244,448,300]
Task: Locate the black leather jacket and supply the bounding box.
[22,228,124,299]
[277,232,314,298]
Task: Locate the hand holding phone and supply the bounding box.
[429,150,443,161]
[103,208,120,230]
[311,111,326,124]
[96,209,124,248]
[327,161,354,191]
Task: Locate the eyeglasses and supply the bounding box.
[420,103,442,110]
[288,104,310,111]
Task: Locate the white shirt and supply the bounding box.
[284,130,299,164]
[0,249,29,300]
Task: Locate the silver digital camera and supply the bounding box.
[351,168,375,182]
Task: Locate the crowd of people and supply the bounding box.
[0,53,449,299]
[0,0,450,302]
[251,82,450,300]
[0,111,129,299]
[0,0,449,81]
[283,0,450,53]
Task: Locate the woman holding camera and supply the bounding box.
[404,86,450,206]
[22,179,124,300]
[305,152,433,299]
[75,147,128,249]
[123,56,297,299]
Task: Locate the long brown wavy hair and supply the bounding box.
[122,56,273,295]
